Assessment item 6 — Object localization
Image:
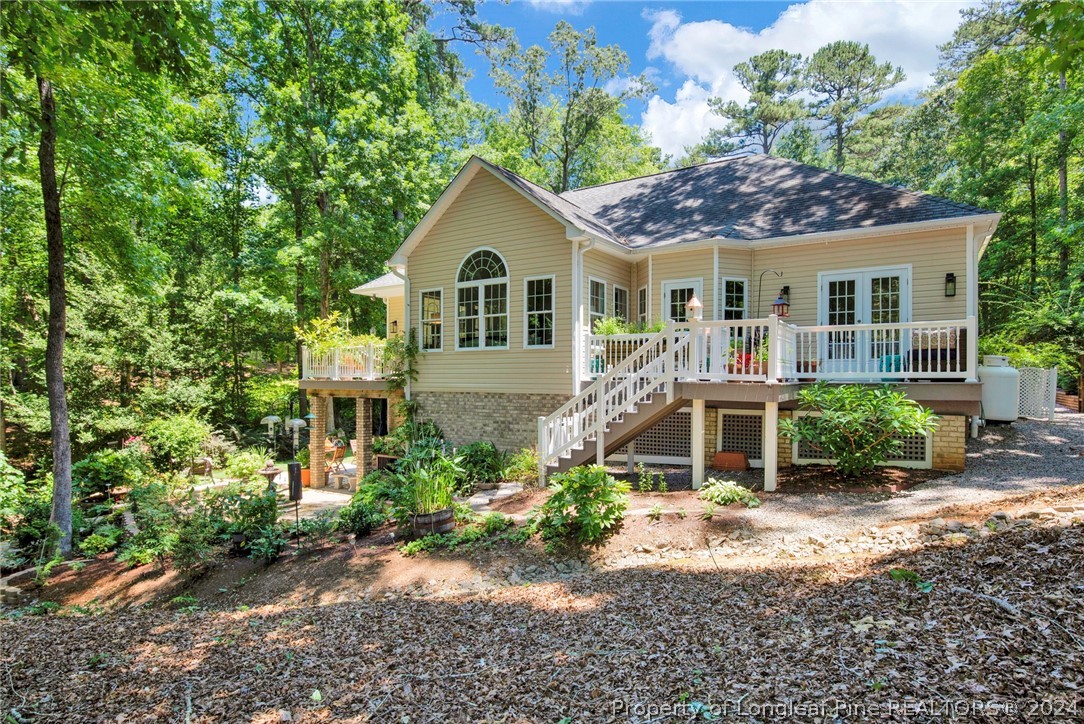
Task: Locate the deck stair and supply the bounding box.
[538,325,692,477]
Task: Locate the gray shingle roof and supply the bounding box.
[557,154,993,249]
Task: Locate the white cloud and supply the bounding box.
[640,1,977,157]
[526,0,591,15]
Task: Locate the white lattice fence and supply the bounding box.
[1019,367,1058,421]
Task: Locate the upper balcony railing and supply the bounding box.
[584,316,978,384]
[301,343,387,381]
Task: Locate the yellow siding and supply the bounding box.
[750,227,968,326]
[648,248,718,322]
[407,169,574,394]
[385,296,404,336]
[583,248,634,329]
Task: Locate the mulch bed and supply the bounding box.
[2,519,1081,721]
[772,465,950,494]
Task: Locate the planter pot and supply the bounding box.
[796,360,820,383]
[411,507,455,537]
[375,454,400,470]
[300,468,310,487]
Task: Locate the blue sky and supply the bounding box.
[435,0,976,156]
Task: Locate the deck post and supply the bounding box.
[763,401,778,492]
[691,398,705,489]
[595,425,605,468]
[309,394,327,488]
[356,397,372,483]
[626,441,636,474]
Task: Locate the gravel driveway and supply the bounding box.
[721,411,1084,542]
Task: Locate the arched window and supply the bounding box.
[456,249,509,349]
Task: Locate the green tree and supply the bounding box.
[805,40,905,171]
[706,49,806,155]
[492,21,655,192]
[1,0,209,553]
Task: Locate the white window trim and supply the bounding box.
[637,285,648,325]
[455,246,510,351]
[661,277,704,322]
[720,276,749,320]
[790,410,933,469]
[613,284,630,323]
[588,276,607,329]
[523,274,556,349]
[418,287,443,353]
[816,264,913,326]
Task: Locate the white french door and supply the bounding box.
[818,266,910,374]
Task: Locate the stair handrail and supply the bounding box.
[538,323,681,467]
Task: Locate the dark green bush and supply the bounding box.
[458,441,506,492]
[79,525,125,556]
[172,512,222,577]
[337,498,386,536]
[143,414,213,470]
[779,383,939,478]
[535,465,629,547]
[72,446,149,499]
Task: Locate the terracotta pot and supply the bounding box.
[301,468,310,487]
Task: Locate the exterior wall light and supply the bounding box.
[772,287,790,318]
[945,273,956,297]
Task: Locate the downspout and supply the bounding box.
[390,265,410,401]
[572,237,595,392]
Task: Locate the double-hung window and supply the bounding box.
[721,278,748,320]
[524,275,554,348]
[456,249,509,349]
[588,278,606,330]
[419,289,443,351]
[613,286,629,323]
[638,286,647,326]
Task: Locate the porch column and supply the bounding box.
[763,401,779,492]
[626,441,636,474]
[386,392,402,432]
[691,398,705,489]
[309,394,327,487]
[356,397,372,482]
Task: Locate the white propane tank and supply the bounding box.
[977,355,1020,423]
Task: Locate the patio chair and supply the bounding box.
[325,440,346,473]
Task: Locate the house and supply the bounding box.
[302,154,1000,491]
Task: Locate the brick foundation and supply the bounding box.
[777,410,793,468]
[412,391,572,451]
[932,414,967,471]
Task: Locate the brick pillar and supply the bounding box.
[356,397,372,481]
[309,395,327,487]
[704,408,717,471]
[777,410,792,469]
[932,415,966,471]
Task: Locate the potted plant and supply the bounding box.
[297,447,311,486]
[392,442,462,537]
[796,359,820,382]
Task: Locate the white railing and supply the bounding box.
[583,333,656,378]
[539,325,685,469]
[580,316,978,384]
[787,317,977,381]
[301,344,387,380]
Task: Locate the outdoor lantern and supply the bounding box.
[390,320,399,334]
[945,273,957,297]
[772,288,790,318]
[685,294,704,322]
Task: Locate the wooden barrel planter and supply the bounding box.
[375,454,400,470]
[411,508,455,537]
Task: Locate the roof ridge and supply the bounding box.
[756,154,990,214]
[562,154,755,196]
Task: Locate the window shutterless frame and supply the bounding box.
[613,285,629,323]
[523,274,556,349]
[455,247,510,351]
[418,288,443,352]
[588,276,607,329]
[637,286,647,325]
[720,277,748,320]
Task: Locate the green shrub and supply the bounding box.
[337,498,387,536]
[72,446,149,499]
[535,465,629,547]
[458,441,505,491]
[779,383,940,478]
[389,440,462,519]
[172,511,223,577]
[247,525,287,562]
[224,447,270,482]
[698,479,761,508]
[297,509,338,545]
[502,448,539,484]
[143,414,213,470]
[136,377,215,419]
[204,481,279,543]
[0,451,29,523]
[118,478,181,566]
[79,525,125,556]
[373,420,444,457]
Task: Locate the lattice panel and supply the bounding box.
[1019,367,1057,421]
[615,410,691,458]
[797,432,927,463]
[719,414,763,460]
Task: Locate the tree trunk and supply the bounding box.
[1028,159,1038,294]
[1058,71,1070,280]
[834,119,844,172]
[291,186,308,418]
[316,190,331,317]
[37,77,72,554]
